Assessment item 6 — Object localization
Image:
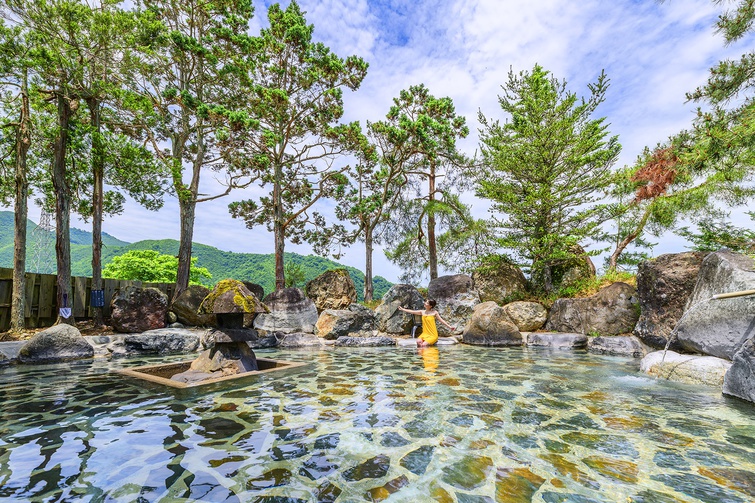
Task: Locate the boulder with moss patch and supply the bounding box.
[198,279,268,327]
[536,244,596,294]
[472,259,528,305]
[171,285,216,327]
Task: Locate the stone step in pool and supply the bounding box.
[115,357,308,391]
[396,337,458,346]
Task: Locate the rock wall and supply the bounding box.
[546,282,639,336]
[633,252,707,349]
[675,251,755,360]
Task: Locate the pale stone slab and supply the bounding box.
[396,337,457,347]
[640,350,731,388]
[525,332,587,350]
[397,338,418,347]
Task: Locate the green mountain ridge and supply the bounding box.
[0,211,392,301]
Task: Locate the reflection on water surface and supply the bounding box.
[0,345,753,502]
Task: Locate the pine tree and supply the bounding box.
[378,84,472,284]
[606,0,755,267]
[133,0,257,299]
[227,1,368,291]
[477,65,620,293]
[0,20,33,331]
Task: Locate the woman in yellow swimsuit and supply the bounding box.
[399,299,455,347]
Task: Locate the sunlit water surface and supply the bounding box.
[0,345,753,502]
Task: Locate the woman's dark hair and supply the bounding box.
[426,299,437,308]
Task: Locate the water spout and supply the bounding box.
[711,288,755,300]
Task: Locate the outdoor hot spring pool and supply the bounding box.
[0,345,753,502]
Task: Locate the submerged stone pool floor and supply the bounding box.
[0,345,753,502]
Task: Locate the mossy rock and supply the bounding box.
[198,279,269,314]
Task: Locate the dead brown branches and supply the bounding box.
[632,147,679,202]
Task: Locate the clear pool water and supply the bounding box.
[0,345,753,502]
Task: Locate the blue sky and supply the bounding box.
[23,0,755,283]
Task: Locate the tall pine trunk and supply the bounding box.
[428,161,438,280]
[173,127,203,300]
[53,93,73,326]
[175,198,196,298]
[364,226,374,302]
[273,163,285,291]
[10,69,31,332]
[87,98,105,327]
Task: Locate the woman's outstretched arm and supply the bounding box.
[398,306,423,315]
[435,312,455,331]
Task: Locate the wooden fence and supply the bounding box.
[0,267,174,332]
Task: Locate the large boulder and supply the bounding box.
[723,337,755,403]
[503,301,547,332]
[525,332,588,350]
[198,279,268,328]
[253,288,319,334]
[335,336,395,347]
[306,269,357,312]
[315,303,377,340]
[241,281,265,302]
[110,286,168,333]
[275,332,324,347]
[588,335,647,358]
[18,324,94,363]
[535,244,596,293]
[190,343,258,373]
[201,328,278,350]
[640,350,731,387]
[107,328,201,357]
[557,255,596,291]
[375,284,425,334]
[546,282,640,336]
[674,250,755,360]
[634,251,707,349]
[202,328,258,347]
[472,259,528,305]
[462,301,522,346]
[171,343,259,384]
[428,274,480,336]
[171,285,216,327]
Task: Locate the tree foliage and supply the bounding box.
[677,210,755,254]
[3,0,97,324]
[284,261,306,288]
[103,249,211,284]
[1,0,171,328]
[339,102,423,299]
[227,1,368,291]
[605,0,755,269]
[339,153,401,301]
[134,0,256,299]
[378,84,472,284]
[477,64,621,292]
[673,0,755,242]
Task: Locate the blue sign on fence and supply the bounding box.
[90,289,105,308]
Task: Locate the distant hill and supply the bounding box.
[0,211,392,301]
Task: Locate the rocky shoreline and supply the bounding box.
[1,249,753,405]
